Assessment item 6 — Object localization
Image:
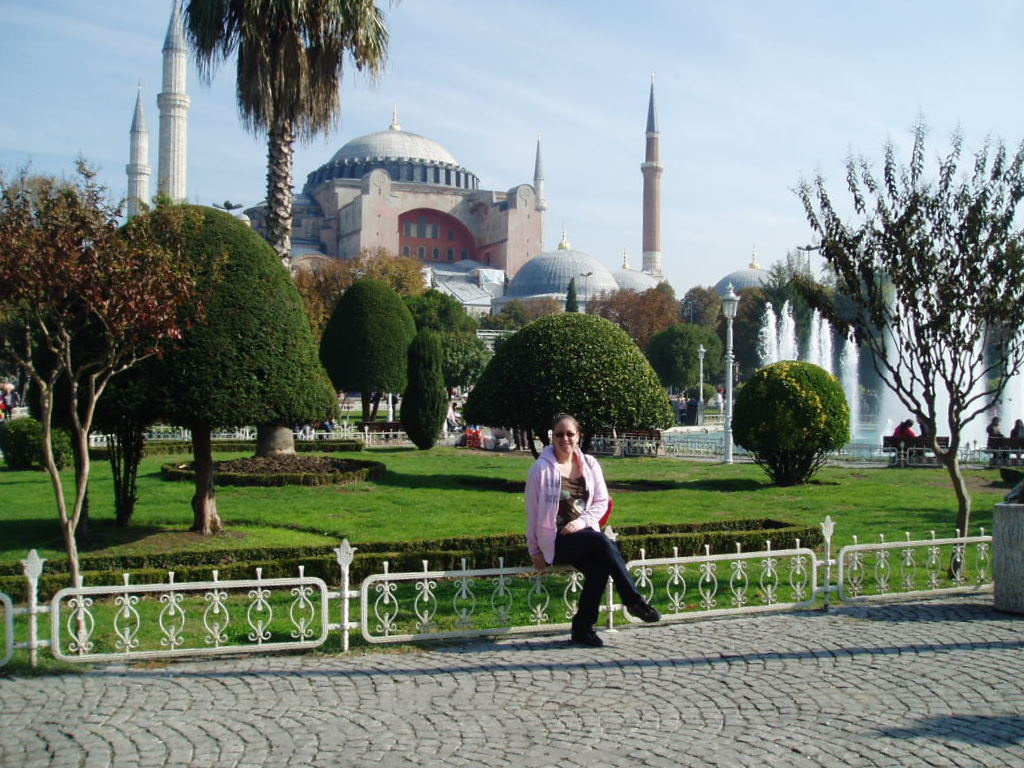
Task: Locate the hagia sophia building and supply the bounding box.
[128,2,768,316]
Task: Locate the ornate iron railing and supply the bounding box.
[1,517,995,668]
[359,558,587,643]
[837,530,991,601]
[624,541,818,621]
[49,568,329,663]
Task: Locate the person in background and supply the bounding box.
[892,419,917,439]
[1011,419,1024,440]
[525,413,660,647]
[987,417,1005,438]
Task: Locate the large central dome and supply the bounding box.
[330,121,458,166]
[306,115,478,192]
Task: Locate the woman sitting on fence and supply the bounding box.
[525,413,660,647]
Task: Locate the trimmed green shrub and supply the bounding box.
[733,361,850,486]
[153,206,338,431]
[464,313,674,445]
[401,329,447,449]
[0,417,71,470]
[320,278,417,421]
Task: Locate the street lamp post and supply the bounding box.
[697,344,706,399]
[721,284,740,464]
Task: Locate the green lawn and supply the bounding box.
[0,445,1006,567]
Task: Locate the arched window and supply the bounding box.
[433,248,441,260]
[417,246,425,259]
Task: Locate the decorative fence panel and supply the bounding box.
[359,559,588,644]
[1,517,996,668]
[837,531,991,602]
[49,569,329,664]
[624,542,819,622]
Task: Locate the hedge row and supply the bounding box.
[88,438,363,461]
[159,459,386,487]
[1,519,821,602]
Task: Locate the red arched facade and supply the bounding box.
[398,209,477,264]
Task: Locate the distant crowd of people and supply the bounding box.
[891,415,1024,440]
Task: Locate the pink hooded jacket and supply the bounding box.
[525,445,610,565]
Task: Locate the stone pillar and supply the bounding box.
[994,502,1024,613]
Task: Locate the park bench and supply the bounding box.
[881,435,949,468]
[984,436,1024,466]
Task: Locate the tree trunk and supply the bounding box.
[111,418,146,527]
[256,424,296,457]
[941,447,972,574]
[190,423,222,535]
[361,392,372,423]
[72,437,90,542]
[265,118,295,265]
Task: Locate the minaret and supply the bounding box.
[534,134,547,249]
[157,0,190,202]
[533,134,547,212]
[126,85,151,219]
[641,75,663,277]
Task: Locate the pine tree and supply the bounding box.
[565,277,579,312]
[400,329,447,450]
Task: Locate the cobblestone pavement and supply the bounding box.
[2,595,1023,767]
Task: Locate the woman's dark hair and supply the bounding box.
[552,413,582,435]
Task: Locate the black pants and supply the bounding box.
[554,528,643,632]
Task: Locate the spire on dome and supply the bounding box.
[622,249,631,269]
[646,73,658,134]
[163,0,186,52]
[749,247,761,270]
[558,226,571,250]
[389,106,401,131]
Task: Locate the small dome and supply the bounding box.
[715,251,768,296]
[506,234,617,301]
[612,268,660,292]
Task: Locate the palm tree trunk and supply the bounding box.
[265,117,295,265]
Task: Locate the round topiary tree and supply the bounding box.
[463,313,674,454]
[733,360,850,486]
[400,329,447,449]
[320,278,417,422]
[152,206,338,534]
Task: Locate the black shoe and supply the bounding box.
[626,600,661,623]
[569,629,604,647]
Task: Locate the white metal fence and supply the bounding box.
[0,517,992,668]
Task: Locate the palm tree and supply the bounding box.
[185,0,389,264]
[185,0,389,456]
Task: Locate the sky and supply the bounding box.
[2,0,1023,295]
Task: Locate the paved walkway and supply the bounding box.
[2,595,1023,767]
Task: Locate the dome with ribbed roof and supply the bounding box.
[329,124,458,166]
[305,113,479,192]
[715,251,769,296]
[505,232,618,302]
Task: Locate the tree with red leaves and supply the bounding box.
[0,163,201,587]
